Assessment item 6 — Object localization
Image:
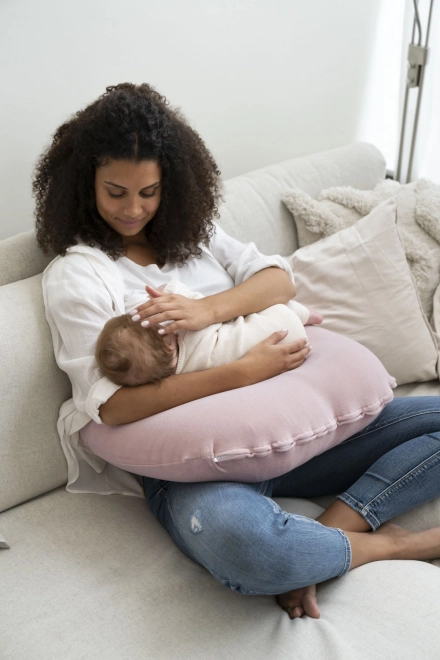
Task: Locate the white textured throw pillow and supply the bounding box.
[289,199,438,385]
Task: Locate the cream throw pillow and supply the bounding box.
[289,199,438,385]
[283,179,440,323]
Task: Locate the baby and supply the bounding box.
[95,281,321,386]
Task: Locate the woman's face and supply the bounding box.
[95,159,162,244]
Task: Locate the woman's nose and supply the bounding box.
[123,197,143,218]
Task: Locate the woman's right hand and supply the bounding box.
[238,331,311,385]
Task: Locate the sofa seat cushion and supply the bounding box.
[394,379,440,398]
[2,488,440,660]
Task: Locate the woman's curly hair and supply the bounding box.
[33,83,223,265]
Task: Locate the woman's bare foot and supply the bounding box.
[374,521,440,561]
[276,584,320,619]
[276,522,440,619]
[373,521,409,539]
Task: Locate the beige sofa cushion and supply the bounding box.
[0,275,70,512]
[2,488,440,659]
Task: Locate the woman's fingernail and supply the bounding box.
[141,320,150,327]
[130,309,138,315]
[158,329,165,335]
[132,315,141,321]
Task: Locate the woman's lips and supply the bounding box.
[117,218,143,226]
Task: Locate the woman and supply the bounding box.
[36,83,440,620]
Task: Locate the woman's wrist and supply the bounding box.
[200,297,218,326]
[204,268,295,325]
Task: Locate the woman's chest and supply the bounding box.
[118,250,235,313]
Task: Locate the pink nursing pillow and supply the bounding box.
[81,327,396,483]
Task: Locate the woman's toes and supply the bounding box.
[303,592,321,619]
[289,606,304,619]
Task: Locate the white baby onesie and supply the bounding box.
[161,281,309,374]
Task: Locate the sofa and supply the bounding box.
[1,142,440,660]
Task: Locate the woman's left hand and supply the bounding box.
[130,286,215,334]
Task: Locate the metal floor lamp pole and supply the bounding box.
[396,0,435,183]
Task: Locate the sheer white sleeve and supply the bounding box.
[208,223,294,286]
[42,255,122,425]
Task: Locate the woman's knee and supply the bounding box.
[165,484,286,588]
[166,487,349,595]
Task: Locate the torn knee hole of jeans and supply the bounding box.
[190,510,203,534]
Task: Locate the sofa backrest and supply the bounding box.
[217,142,385,254]
[0,230,55,287]
[0,275,72,512]
[0,143,385,512]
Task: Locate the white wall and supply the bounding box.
[0,0,381,240]
[355,0,406,170]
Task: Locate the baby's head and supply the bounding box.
[96,315,178,387]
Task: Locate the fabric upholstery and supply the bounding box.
[0,230,54,286]
[0,275,70,512]
[394,380,440,398]
[217,142,386,255]
[1,487,440,659]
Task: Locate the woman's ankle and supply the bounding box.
[317,499,372,533]
[345,529,401,569]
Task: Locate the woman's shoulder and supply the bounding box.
[42,242,126,315]
[43,242,120,283]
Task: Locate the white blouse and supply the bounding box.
[42,223,294,497]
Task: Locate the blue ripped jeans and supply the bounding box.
[143,397,440,595]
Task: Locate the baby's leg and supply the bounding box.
[305,308,323,325]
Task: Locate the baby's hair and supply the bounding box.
[96,314,176,386]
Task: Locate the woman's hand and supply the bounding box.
[238,331,311,385]
[276,584,320,619]
[130,286,215,334]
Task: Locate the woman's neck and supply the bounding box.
[122,241,161,268]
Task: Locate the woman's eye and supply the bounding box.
[108,191,156,199]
